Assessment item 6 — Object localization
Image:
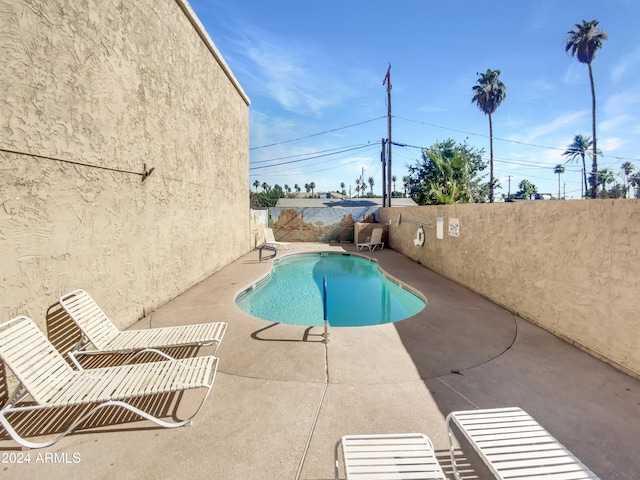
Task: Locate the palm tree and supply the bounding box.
[309,182,316,196]
[402,175,411,197]
[472,69,507,203]
[565,19,608,198]
[367,176,374,195]
[340,182,346,196]
[261,182,269,192]
[355,178,361,198]
[554,164,565,199]
[562,134,593,198]
[621,161,635,198]
[304,183,310,193]
[294,184,301,193]
[597,168,614,195]
[391,175,397,197]
[253,180,260,192]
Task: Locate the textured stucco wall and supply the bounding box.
[380,200,640,378]
[1,0,250,328]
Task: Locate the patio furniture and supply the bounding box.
[0,316,218,449]
[336,433,446,479]
[59,289,226,367]
[265,227,290,249]
[446,407,600,480]
[356,227,384,251]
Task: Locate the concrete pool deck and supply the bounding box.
[2,243,639,479]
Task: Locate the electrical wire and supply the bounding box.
[250,144,375,171]
[249,116,386,150]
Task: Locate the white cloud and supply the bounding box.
[229,27,371,117]
[598,137,628,153]
[610,46,640,83]
[599,114,634,133]
[513,110,589,143]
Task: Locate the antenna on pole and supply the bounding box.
[383,63,392,207]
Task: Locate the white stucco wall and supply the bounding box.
[381,200,640,379]
[1,0,250,328]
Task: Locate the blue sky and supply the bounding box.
[188,0,640,199]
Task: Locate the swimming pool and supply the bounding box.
[235,253,426,326]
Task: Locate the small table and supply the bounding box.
[337,433,446,479]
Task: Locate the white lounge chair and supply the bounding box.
[446,407,600,480]
[59,289,226,367]
[356,227,384,251]
[0,316,218,449]
[336,433,446,479]
[265,227,290,249]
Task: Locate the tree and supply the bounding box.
[294,184,301,193]
[402,176,411,197]
[304,183,310,193]
[565,20,608,198]
[367,176,374,195]
[562,134,593,197]
[391,175,397,197]
[309,182,316,196]
[472,69,507,203]
[621,161,635,198]
[355,178,361,198]
[407,139,487,205]
[284,184,290,196]
[596,168,615,196]
[253,180,260,192]
[554,164,565,199]
[340,182,346,196]
[250,183,285,208]
[516,179,537,200]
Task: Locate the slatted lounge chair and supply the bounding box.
[265,227,290,249]
[0,316,218,449]
[59,289,226,367]
[336,433,446,479]
[356,227,384,251]
[446,407,600,480]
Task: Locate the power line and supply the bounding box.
[249,116,386,150]
[249,144,375,171]
[393,115,640,162]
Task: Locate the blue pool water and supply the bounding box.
[235,253,426,327]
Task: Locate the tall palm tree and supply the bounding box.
[562,134,594,198]
[565,20,608,198]
[304,183,310,193]
[355,178,361,198]
[554,164,565,199]
[340,182,346,196]
[253,180,260,192]
[294,184,301,193]
[309,182,316,196]
[621,161,635,198]
[367,176,374,195]
[391,175,397,197]
[472,69,507,203]
[261,182,269,192]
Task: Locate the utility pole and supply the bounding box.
[383,64,392,207]
[507,175,512,200]
[381,138,387,207]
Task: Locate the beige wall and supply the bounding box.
[1,0,250,328]
[380,200,640,378]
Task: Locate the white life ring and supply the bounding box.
[413,226,425,246]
